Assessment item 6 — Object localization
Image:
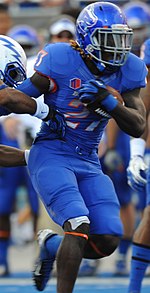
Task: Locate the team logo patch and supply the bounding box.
[70,78,81,89]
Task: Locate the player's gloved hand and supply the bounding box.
[45,108,66,138]
[78,80,107,103]
[78,79,118,114]
[127,156,148,192]
[103,149,124,173]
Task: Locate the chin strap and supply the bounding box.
[95,61,106,72]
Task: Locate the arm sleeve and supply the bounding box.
[17,78,42,98]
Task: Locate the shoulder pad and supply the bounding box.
[47,43,82,76]
[121,53,148,88]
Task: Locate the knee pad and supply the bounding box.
[64,216,90,240]
[68,216,90,230]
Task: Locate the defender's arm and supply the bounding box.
[0,73,50,119]
[0,145,27,167]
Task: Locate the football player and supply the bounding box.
[0,35,65,133]
[127,37,150,293]
[0,35,65,167]
[0,35,36,276]
[0,34,66,277]
[0,2,147,292]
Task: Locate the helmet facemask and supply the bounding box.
[86,24,133,66]
[1,62,26,87]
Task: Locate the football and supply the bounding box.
[106,85,124,105]
[94,85,124,119]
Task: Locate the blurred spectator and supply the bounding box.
[7,24,41,58]
[14,0,66,8]
[14,0,42,8]
[0,4,12,35]
[123,1,150,56]
[69,0,128,10]
[48,15,76,43]
[41,0,67,7]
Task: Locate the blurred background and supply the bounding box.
[1,0,150,283]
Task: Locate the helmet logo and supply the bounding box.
[78,6,98,33]
[0,36,21,63]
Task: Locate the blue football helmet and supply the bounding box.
[76,2,133,69]
[123,2,150,56]
[0,35,27,87]
[8,25,40,58]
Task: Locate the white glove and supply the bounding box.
[127,156,148,191]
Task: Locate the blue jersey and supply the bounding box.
[30,43,147,152]
[22,42,149,232]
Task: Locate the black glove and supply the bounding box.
[78,79,118,117]
[44,108,66,138]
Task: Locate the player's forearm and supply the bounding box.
[110,103,146,138]
[0,87,37,115]
[0,145,26,167]
[0,82,50,120]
